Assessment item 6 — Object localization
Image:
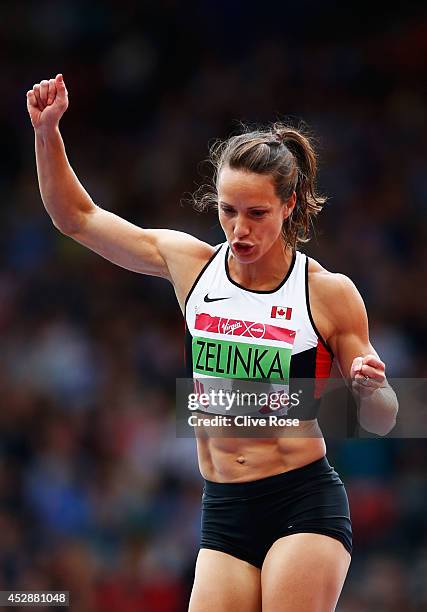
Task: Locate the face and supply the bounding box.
[217,166,295,263]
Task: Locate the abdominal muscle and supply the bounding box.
[195,421,326,482]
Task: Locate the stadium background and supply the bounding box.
[1,1,427,610]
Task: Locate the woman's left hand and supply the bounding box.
[351,354,386,392]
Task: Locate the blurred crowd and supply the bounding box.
[1,1,427,610]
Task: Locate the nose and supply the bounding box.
[233,215,250,239]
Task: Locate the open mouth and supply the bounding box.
[232,242,255,256]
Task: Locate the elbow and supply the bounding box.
[52,218,70,235]
[374,418,397,437]
[360,420,396,437]
[384,407,399,436]
[359,408,398,437]
[52,215,83,236]
[357,388,399,437]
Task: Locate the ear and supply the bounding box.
[282,191,296,220]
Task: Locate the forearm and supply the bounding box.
[34,126,95,234]
[355,382,398,436]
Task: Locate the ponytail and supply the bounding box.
[273,124,325,249]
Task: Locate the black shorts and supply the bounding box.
[200,456,352,569]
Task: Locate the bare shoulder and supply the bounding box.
[307,256,367,338]
[308,257,360,304]
[153,229,216,311]
[154,229,215,278]
[153,229,214,260]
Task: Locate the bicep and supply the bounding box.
[70,206,169,276]
[69,205,209,280]
[327,275,379,378]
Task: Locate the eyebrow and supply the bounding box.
[219,201,270,209]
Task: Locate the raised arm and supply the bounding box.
[26,74,213,290]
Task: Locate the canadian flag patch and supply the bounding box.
[271,305,292,320]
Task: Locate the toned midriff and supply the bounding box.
[195,420,326,482]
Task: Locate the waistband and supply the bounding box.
[203,455,334,497]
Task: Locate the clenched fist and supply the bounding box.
[351,354,386,394]
[26,74,69,131]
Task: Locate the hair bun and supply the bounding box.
[272,129,286,145]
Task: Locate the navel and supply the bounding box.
[236,456,246,464]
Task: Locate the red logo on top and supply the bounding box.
[195,313,295,344]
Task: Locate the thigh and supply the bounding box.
[189,549,262,612]
[261,533,351,612]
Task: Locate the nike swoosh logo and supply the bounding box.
[204,294,231,303]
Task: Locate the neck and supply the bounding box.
[227,239,294,291]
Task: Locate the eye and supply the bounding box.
[251,210,267,218]
[220,206,235,215]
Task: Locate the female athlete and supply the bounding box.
[27,74,398,611]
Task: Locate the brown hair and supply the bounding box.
[194,122,326,251]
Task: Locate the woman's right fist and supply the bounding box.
[26,74,69,131]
